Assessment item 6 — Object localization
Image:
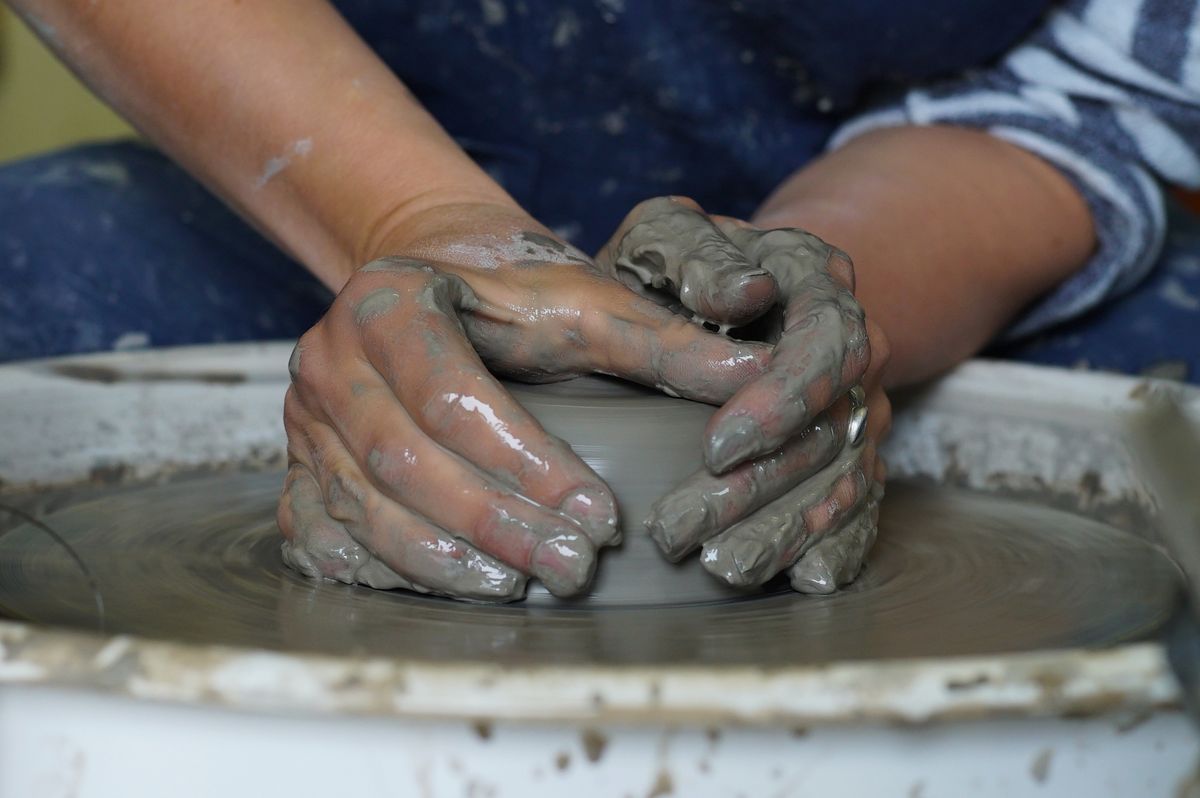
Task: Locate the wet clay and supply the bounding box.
[0,473,1178,666]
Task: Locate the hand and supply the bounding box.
[597,197,892,593]
[277,202,775,601]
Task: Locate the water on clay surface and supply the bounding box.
[0,472,1181,666]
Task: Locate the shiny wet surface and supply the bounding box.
[0,472,1180,666]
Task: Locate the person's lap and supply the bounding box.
[1,141,1197,385]
[0,141,331,362]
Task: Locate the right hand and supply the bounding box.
[276,203,777,601]
[596,197,889,594]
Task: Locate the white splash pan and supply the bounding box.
[0,342,1197,797]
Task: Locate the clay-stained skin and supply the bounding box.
[700,445,872,588]
[707,221,869,472]
[440,392,548,472]
[406,230,596,273]
[601,197,877,593]
[277,463,525,601]
[282,258,637,601]
[608,197,778,327]
[282,199,876,601]
[645,413,842,561]
[353,287,402,326]
[788,490,881,594]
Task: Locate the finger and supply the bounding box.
[599,197,778,327]
[787,388,890,596]
[294,357,599,597]
[700,441,873,588]
[704,269,869,471]
[580,281,772,404]
[278,461,416,590]
[345,259,620,546]
[284,396,527,602]
[648,344,889,561]
[788,488,882,594]
[645,405,846,561]
[703,227,869,472]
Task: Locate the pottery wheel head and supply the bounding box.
[0,377,1182,666]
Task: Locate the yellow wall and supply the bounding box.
[0,7,133,162]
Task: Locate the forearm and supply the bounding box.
[754,125,1095,387]
[7,0,518,288]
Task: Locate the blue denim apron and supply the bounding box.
[5,0,1197,383]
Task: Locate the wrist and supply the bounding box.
[750,127,1096,387]
[352,188,530,266]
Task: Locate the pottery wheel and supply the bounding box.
[0,471,1180,666]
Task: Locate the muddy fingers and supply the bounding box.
[644,407,845,561]
[699,440,873,589]
[598,197,778,327]
[277,462,417,590]
[704,224,870,472]
[284,388,527,602]
[788,485,883,594]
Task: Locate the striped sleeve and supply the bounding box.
[830,0,1200,338]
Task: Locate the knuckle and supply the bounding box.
[867,321,892,369]
[468,504,506,549]
[875,454,890,484]
[363,440,418,495]
[323,462,369,522]
[753,228,828,266]
[406,271,476,323]
[635,195,700,220]
[289,330,323,387]
[282,391,318,452]
[876,396,894,439]
[275,494,297,542]
[414,371,474,437]
[826,248,856,290]
[282,388,303,428]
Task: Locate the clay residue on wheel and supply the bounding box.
[0,471,1181,666]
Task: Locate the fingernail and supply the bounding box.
[532,531,597,597]
[724,271,777,324]
[730,537,770,578]
[789,556,836,594]
[706,416,765,473]
[459,551,528,601]
[645,494,710,561]
[729,269,772,293]
[560,486,621,546]
[701,536,769,588]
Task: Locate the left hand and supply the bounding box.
[596,197,892,593]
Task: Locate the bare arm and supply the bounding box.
[755,125,1096,387]
[6,0,516,288]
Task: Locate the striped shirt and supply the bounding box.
[832,0,1200,336]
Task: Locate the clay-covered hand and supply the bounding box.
[277,203,775,602]
[597,197,891,593]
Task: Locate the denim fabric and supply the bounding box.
[335,0,1048,253]
[0,142,330,361]
[2,141,1197,383]
[4,0,1197,381]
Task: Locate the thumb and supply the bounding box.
[598,196,778,328]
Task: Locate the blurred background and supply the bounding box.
[0,6,131,162]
